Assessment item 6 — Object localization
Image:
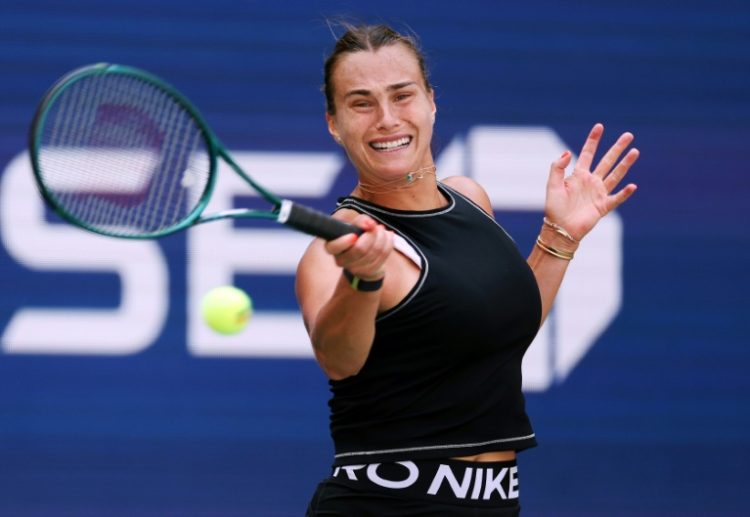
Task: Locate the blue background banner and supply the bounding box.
[1,1,748,515]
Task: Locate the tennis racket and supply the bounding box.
[28,63,362,240]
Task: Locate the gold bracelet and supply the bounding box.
[536,235,575,261]
[543,217,578,243]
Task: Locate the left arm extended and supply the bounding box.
[528,123,639,323]
[444,123,640,324]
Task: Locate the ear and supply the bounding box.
[428,90,437,123]
[326,112,342,144]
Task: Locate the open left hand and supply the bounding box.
[545,123,640,241]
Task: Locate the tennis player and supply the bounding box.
[297,23,639,515]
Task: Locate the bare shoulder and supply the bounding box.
[442,175,494,216]
[330,206,360,223]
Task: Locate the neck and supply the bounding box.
[353,166,446,211]
[357,165,437,194]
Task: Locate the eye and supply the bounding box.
[350,99,373,110]
[394,92,413,102]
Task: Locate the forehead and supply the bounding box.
[331,44,424,94]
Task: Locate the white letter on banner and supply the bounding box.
[427,464,473,498]
[0,151,168,355]
[366,462,419,489]
[187,151,343,357]
[437,126,623,391]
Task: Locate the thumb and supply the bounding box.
[352,213,377,232]
[324,233,358,257]
[549,150,572,188]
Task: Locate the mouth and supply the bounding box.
[369,136,412,152]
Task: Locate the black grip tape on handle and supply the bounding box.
[279,201,363,241]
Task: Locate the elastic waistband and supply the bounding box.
[330,458,519,507]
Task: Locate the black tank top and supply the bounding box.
[330,183,541,465]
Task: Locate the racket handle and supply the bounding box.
[277,200,363,241]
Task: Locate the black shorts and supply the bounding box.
[306,458,520,516]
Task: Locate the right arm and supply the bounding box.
[295,211,394,380]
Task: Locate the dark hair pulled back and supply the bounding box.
[323,23,432,115]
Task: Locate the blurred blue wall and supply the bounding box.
[1,1,748,515]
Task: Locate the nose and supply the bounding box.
[375,103,400,131]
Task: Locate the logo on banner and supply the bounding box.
[0,127,623,391]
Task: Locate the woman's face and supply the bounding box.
[326,43,436,184]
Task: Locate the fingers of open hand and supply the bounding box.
[575,123,604,172]
[575,125,639,206]
[606,182,638,212]
[603,147,640,193]
[594,131,635,179]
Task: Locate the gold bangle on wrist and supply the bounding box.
[536,235,575,261]
[542,217,578,243]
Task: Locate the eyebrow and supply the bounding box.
[344,81,417,99]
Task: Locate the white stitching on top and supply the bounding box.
[334,434,537,459]
[337,183,456,218]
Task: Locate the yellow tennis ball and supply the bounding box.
[201,286,252,335]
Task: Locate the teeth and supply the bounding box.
[371,137,410,150]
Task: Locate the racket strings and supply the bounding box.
[148,92,203,232]
[129,80,185,233]
[38,72,211,236]
[47,78,120,228]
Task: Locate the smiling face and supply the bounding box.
[326,43,437,185]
